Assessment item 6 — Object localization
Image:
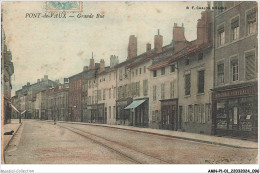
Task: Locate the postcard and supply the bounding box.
[1,1,259,173]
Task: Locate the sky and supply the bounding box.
[2,1,208,96]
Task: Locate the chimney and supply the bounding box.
[89,52,95,70]
[83,66,89,72]
[27,82,30,86]
[172,23,187,52]
[197,10,213,44]
[95,63,100,68]
[37,79,40,83]
[44,75,48,80]
[127,35,137,59]
[146,43,152,56]
[154,29,163,54]
[99,59,105,73]
[110,55,119,68]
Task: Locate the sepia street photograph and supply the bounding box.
[1,1,259,173]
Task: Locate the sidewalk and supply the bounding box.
[3,119,22,152]
[46,120,258,149]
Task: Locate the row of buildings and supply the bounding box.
[2,26,14,124]
[11,2,258,139]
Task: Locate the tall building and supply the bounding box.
[212,1,258,138]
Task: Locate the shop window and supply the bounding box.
[198,70,205,93]
[153,70,157,77]
[161,67,165,75]
[153,85,157,101]
[231,59,239,81]
[185,74,191,95]
[216,101,227,129]
[247,8,257,35]
[231,17,239,41]
[218,27,225,46]
[161,83,165,100]
[245,51,256,80]
[217,63,224,84]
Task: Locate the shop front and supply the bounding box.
[212,82,257,139]
[87,103,105,123]
[116,98,133,125]
[124,98,149,127]
[160,99,178,130]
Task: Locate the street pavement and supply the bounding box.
[5,120,258,164]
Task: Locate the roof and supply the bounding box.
[148,42,212,71]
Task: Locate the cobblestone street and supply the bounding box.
[5,120,258,164]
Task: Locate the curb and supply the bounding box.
[43,120,258,149]
[3,122,23,164]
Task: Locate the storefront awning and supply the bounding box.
[124,99,146,109]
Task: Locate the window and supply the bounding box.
[231,59,238,81]
[109,106,111,119]
[247,8,257,34]
[185,59,189,65]
[218,27,225,46]
[119,70,123,81]
[170,65,175,72]
[136,69,138,76]
[217,63,224,84]
[140,68,142,74]
[143,80,148,96]
[201,104,205,124]
[103,89,106,100]
[109,88,111,99]
[194,104,199,122]
[231,17,239,41]
[144,66,146,73]
[198,53,203,61]
[113,106,116,119]
[188,105,193,122]
[170,81,174,98]
[185,74,191,95]
[198,70,205,93]
[136,82,140,96]
[152,111,155,122]
[161,83,165,100]
[153,85,157,101]
[132,72,134,78]
[161,67,165,75]
[153,70,157,77]
[245,51,256,80]
[113,87,116,98]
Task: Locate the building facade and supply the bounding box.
[2,28,14,124]
[212,1,258,138]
